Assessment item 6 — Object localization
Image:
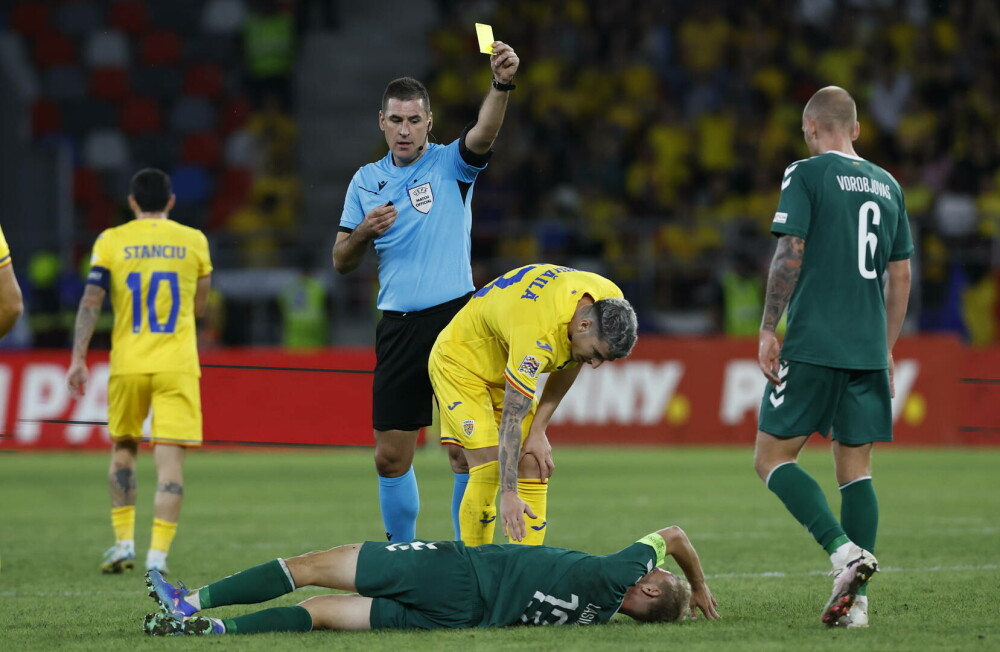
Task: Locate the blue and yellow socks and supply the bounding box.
[451,472,469,540]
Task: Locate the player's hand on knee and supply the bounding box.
[521,432,554,480]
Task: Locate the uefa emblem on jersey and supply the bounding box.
[408,182,434,214]
[518,355,541,378]
[462,419,475,438]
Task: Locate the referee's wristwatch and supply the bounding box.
[492,78,516,91]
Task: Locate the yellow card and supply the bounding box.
[475,23,495,54]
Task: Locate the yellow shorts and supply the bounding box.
[108,373,203,446]
[429,356,535,450]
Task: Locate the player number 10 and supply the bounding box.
[125,271,180,334]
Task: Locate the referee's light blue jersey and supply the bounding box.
[340,139,488,312]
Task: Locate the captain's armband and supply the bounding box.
[636,532,667,567]
[87,265,110,291]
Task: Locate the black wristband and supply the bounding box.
[492,78,516,91]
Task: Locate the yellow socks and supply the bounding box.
[111,506,135,543]
[150,518,178,554]
[459,463,550,546]
[460,461,499,545]
[513,479,548,545]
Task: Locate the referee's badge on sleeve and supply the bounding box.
[408,182,434,214]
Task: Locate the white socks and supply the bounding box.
[146,549,168,569]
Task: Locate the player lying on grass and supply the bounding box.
[143,524,719,635]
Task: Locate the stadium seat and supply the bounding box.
[84,196,120,232]
[130,133,180,170]
[201,0,247,34]
[169,96,216,133]
[223,130,254,166]
[31,99,63,137]
[208,192,246,230]
[32,31,77,69]
[148,0,202,33]
[108,0,149,35]
[130,66,181,99]
[9,2,51,37]
[180,131,222,168]
[62,98,119,136]
[184,34,240,67]
[84,30,130,67]
[83,129,130,171]
[219,166,253,200]
[73,167,104,207]
[219,95,252,133]
[120,96,162,135]
[41,65,87,101]
[54,1,103,37]
[170,164,213,205]
[182,63,225,98]
[139,30,182,67]
[89,67,130,102]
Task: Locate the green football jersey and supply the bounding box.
[468,541,657,626]
[771,151,913,369]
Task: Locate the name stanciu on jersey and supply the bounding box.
[835,175,892,200]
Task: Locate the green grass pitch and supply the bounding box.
[1,445,998,651]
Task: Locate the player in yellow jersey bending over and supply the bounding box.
[430,264,637,545]
[67,169,213,574]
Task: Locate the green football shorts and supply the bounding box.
[757,359,892,444]
[356,540,485,630]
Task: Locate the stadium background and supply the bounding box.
[0,2,998,650]
[0,0,995,449]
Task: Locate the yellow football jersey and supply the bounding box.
[89,218,212,376]
[433,264,624,399]
[0,224,10,268]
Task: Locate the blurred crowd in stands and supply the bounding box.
[3,0,998,348]
[429,0,999,344]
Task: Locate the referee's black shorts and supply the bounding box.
[372,293,472,432]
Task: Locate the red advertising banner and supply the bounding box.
[542,335,965,446]
[0,349,375,450]
[0,336,993,449]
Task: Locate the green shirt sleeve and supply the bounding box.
[772,161,813,239]
[889,197,914,261]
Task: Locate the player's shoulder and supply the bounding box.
[865,160,904,194]
[783,154,831,175]
[165,219,209,242]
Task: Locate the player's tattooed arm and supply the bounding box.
[67,284,107,397]
[761,235,805,332]
[498,384,533,494]
[71,284,106,360]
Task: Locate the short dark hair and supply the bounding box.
[592,297,638,359]
[381,77,431,114]
[129,168,172,212]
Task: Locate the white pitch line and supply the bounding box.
[1,565,996,598]
[706,564,999,580]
